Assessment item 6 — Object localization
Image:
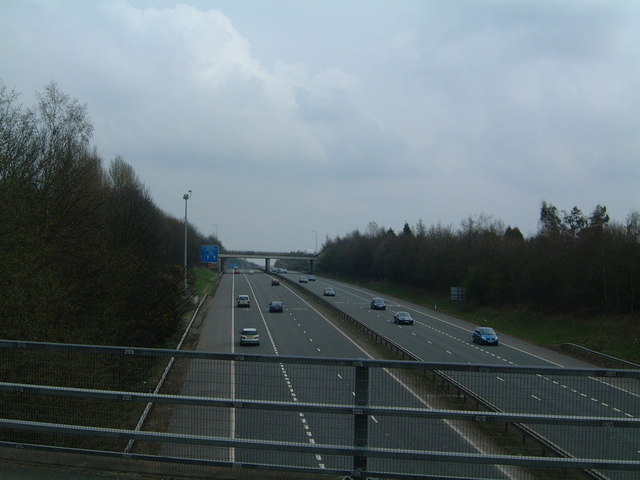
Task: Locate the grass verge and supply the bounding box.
[192,266,220,296]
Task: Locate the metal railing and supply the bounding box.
[0,340,639,480]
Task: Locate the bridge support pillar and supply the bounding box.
[265,258,270,272]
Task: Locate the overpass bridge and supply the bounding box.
[218,250,318,273]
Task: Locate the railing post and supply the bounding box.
[353,363,369,476]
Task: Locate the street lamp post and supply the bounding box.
[183,190,192,296]
[311,229,319,276]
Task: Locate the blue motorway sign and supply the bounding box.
[201,245,219,263]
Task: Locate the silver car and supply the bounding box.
[239,328,260,345]
[236,295,250,307]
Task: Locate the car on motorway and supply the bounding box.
[370,297,386,310]
[393,311,414,325]
[269,300,284,312]
[308,275,316,281]
[236,295,250,307]
[299,277,308,283]
[472,327,499,345]
[271,279,280,286]
[323,287,335,296]
[238,327,260,345]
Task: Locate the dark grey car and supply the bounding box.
[370,297,386,310]
[269,300,284,312]
[393,311,413,325]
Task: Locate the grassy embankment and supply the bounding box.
[192,266,221,296]
[160,266,220,350]
[355,280,640,365]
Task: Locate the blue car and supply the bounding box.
[472,327,499,345]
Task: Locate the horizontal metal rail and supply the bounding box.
[1,339,636,379]
[2,381,638,429]
[2,418,639,472]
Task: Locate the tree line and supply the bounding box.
[317,205,640,314]
[0,81,219,345]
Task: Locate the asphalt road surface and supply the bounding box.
[166,271,529,478]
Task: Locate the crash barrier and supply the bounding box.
[0,339,639,480]
[561,343,640,370]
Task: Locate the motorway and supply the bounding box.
[167,270,515,478]
[164,270,639,479]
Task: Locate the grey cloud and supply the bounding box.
[1,0,637,251]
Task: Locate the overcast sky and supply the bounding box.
[2,0,638,252]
